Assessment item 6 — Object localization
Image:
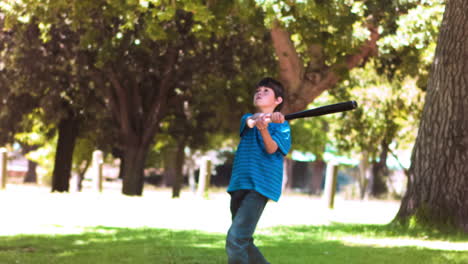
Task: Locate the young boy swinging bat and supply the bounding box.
[225,76,357,263]
[226,77,291,264]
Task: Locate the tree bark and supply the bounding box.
[162,146,177,187]
[358,152,370,199]
[119,154,125,180]
[121,138,149,196]
[75,159,90,192]
[172,140,186,198]
[370,140,389,197]
[21,144,39,183]
[309,159,326,195]
[51,116,79,192]
[24,160,38,183]
[395,0,468,232]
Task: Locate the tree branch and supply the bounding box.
[107,69,131,136]
[270,20,304,93]
[345,23,379,69]
[131,73,144,133]
[90,70,120,121]
[142,47,178,146]
[272,21,380,113]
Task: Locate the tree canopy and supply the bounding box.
[0,0,447,199]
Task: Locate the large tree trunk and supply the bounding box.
[122,138,149,196]
[51,116,79,192]
[395,0,468,232]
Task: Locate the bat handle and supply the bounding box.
[247,114,272,128]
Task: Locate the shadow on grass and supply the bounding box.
[260,224,468,264]
[0,224,467,264]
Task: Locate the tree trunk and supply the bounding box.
[122,140,148,196]
[23,160,38,183]
[119,154,125,180]
[395,0,468,232]
[370,140,389,197]
[51,116,79,192]
[102,45,177,196]
[309,159,326,195]
[358,152,370,199]
[21,144,39,183]
[162,147,177,187]
[172,140,186,198]
[76,159,90,192]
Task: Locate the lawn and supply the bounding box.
[1,225,468,264]
[0,185,467,264]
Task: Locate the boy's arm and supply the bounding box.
[255,117,278,154]
[259,129,278,154]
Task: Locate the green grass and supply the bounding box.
[1,224,467,264]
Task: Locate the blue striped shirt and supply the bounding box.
[227,113,291,202]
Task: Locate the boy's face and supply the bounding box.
[254,86,282,110]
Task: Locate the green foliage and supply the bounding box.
[255,0,429,76]
[0,0,446,186]
[0,18,37,144]
[289,62,424,166]
[320,1,444,163]
[290,106,329,160]
[14,110,55,146]
[72,137,94,175]
[377,0,444,89]
[2,0,276,191]
[328,61,424,161]
[11,110,56,184]
[146,131,176,168]
[286,1,442,171]
[151,5,276,156]
[260,0,364,67]
[1,0,111,138]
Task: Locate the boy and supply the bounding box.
[226,77,291,264]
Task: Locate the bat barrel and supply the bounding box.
[285,100,358,121]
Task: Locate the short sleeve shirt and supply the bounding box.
[227,113,292,202]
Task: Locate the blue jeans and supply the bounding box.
[226,190,270,264]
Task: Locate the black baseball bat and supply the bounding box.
[285,100,358,121]
[247,101,357,128]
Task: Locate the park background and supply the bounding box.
[1,0,468,263]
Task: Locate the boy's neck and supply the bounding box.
[257,105,276,114]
